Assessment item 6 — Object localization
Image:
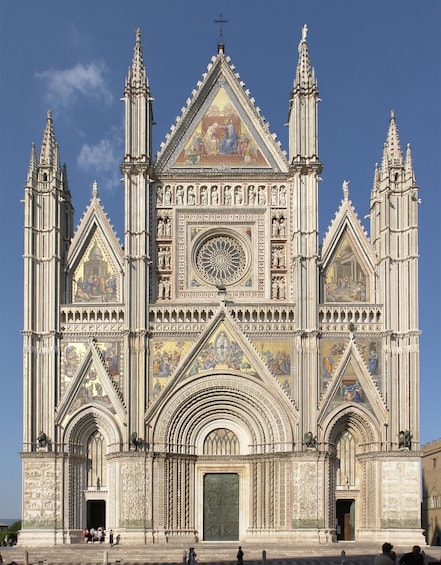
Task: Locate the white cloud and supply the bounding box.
[36,62,113,109]
[77,138,117,173]
[77,137,122,193]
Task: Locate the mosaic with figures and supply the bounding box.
[152,341,193,398]
[72,236,118,302]
[253,340,292,395]
[175,85,268,168]
[320,337,382,406]
[61,341,121,394]
[323,234,369,302]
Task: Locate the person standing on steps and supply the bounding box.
[237,546,244,565]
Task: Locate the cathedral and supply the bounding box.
[20,26,424,546]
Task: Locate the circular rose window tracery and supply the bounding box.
[195,234,247,285]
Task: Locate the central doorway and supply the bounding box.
[203,473,239,541]
[87,500,106,530]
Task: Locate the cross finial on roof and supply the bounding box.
[214,13,228,44]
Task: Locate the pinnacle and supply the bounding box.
[39,110,59,168]
[294,23,316,90]
[383,110,403,167]
[129,27,148,87]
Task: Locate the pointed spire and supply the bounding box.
[129,28,148,87]
[295,24,316,90]
[39,110,58,168]
[62,163,71,196]
[27,142,37,183]
[383,110,403,167]
[405,143,415,182]
[371,162,380,197]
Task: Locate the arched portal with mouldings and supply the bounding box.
[62,408,123,532]
[149,372,296,541]
[321,405,381,541]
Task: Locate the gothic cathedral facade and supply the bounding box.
[20,28,424,545]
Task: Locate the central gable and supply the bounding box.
[156,54,288,173]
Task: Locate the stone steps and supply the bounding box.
[1,544,440,565]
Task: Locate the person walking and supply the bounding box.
[237,546,244,565]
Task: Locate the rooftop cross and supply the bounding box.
[214,13,228,41]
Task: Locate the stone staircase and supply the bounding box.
[1,543,440,565]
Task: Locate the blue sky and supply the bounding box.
[0,1,440,519]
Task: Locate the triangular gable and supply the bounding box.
[156,54,288,173]
[146,308,295,421]
[66,188,123,303]
[321,189,377,304]
[56,340,126,427]
[61,339,123,397]
[319,340,387,422]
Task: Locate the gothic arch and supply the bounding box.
[63,406,122,453]
[320,403,380,450]
[150,373,294,454]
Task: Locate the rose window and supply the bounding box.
[195,235,247,285]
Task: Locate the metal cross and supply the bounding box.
[214,14,228,40]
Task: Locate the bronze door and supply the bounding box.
[203,473,239,541]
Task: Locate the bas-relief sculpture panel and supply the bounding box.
[323,235,369,302]
[62,341,121,394]
[73,237,118,303]
[23,461,61,527]
[175,86,268,168]
[381,461,421,527]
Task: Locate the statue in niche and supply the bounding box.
[235,187,243,205]
[200,186,208,205]
[258,185,266,205]
[164,185,172,205]
[279,185,287,206]
[156,186,163,206]
[211,186,219,205]
[176,186,184,205]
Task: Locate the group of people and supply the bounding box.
[375,544,425,565]
[82,527,114,545]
